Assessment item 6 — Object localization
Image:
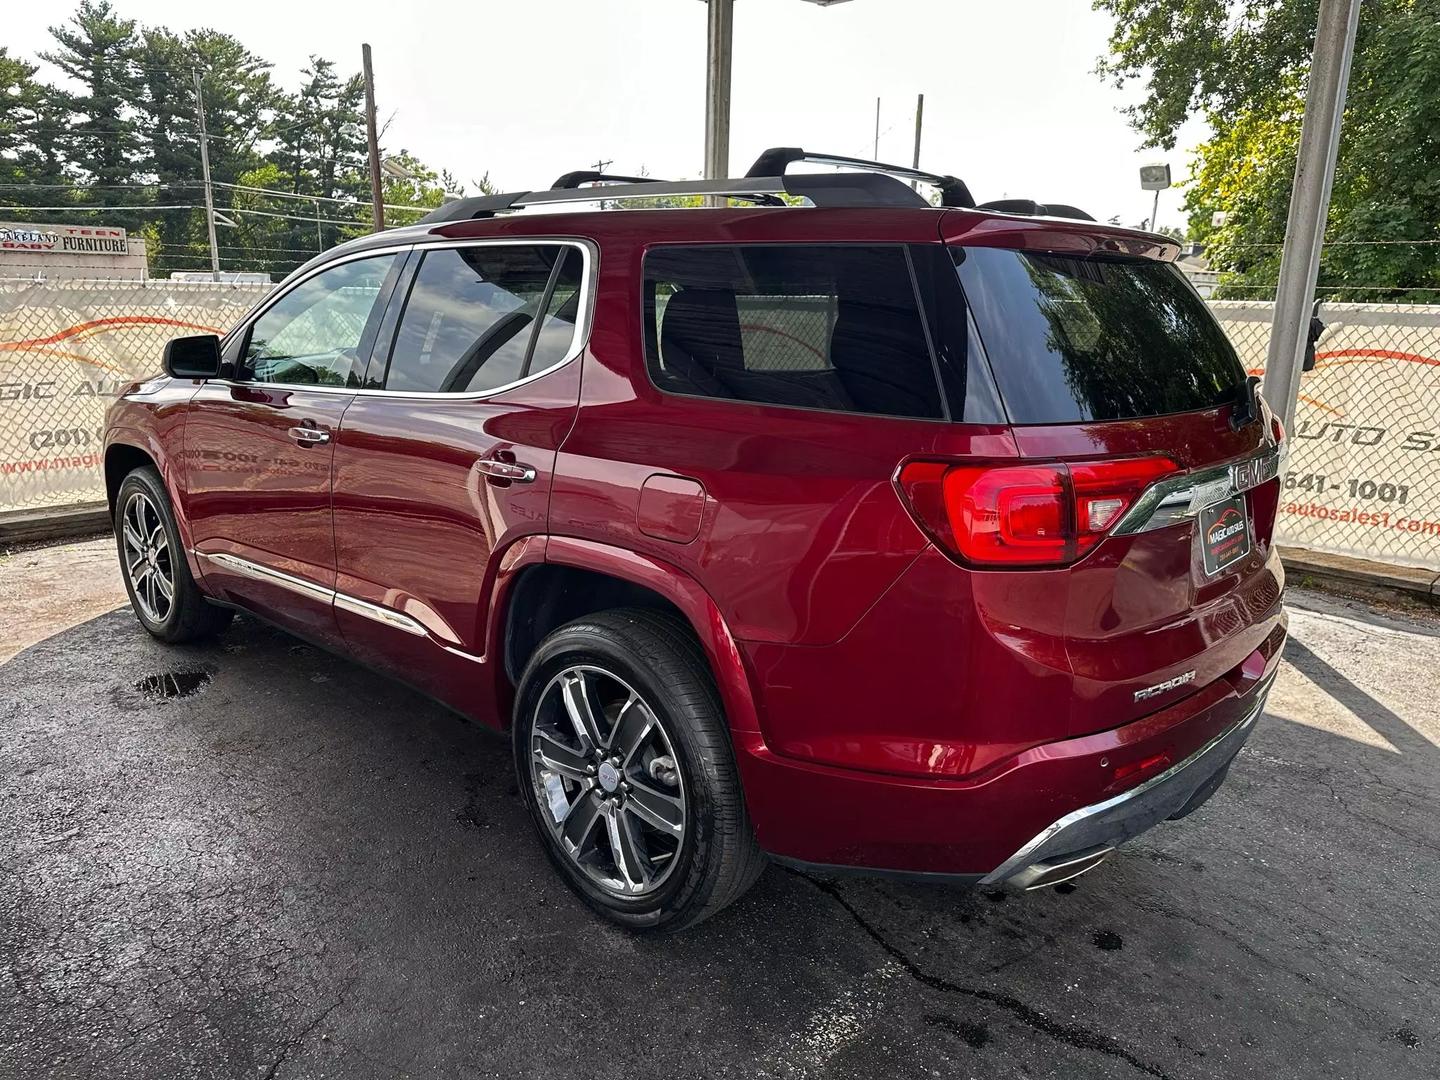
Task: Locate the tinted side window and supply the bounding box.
[384,245,582,394]
[644,245,944,419]
[242,254,397,386]
[528,248,585,373]
[955,246,1246,424]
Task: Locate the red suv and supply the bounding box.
[104,150,1286,931]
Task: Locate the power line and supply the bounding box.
[0,204,200,212]
[212,180,434,214]
[1217,238,1440,248]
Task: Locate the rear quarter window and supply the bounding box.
[643,245,946,420]
[955,246,1246,424]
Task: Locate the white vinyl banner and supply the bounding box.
[0,278,269,513]
[1211,302,1440,572]
[2,280,1438,572]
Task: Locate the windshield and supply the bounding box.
[955,247,1246,424]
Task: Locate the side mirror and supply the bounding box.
[163,334,222,379]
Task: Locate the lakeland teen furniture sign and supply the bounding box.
[0,224,130,256]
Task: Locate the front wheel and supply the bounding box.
[115,466,233,644]
[512,609,766,932]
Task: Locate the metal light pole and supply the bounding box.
[703,0,734,180]
[1263,0,1363,430]
[911,93,924,174]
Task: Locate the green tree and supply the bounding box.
[1095,0,1440,300]
[40,0,144,201]
[0,48,71,206]
[129,27,277,274]
[3,3,473,279]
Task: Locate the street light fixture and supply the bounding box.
[1139,162,1171,233]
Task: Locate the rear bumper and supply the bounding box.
[980,670,1270,890]
[735,631,1282,878]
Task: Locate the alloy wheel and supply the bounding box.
[529,665,687,897]
[121,490,175,625]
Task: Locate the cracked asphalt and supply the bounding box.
[2,552,1437,1078]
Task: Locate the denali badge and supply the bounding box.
[1134,670,1197,702]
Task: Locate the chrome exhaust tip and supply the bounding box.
[1006,845,1113,891]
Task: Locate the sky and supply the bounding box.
[7,0,1210,230]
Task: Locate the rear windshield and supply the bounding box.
[955,247,1246,424]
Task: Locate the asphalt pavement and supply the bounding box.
[1,569,1436,1079]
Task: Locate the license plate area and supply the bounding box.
[1199,494,1251,575]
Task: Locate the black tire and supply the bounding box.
[512,608,766,932]
[114,466,234,644]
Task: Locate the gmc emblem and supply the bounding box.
[1230,450,1279,493]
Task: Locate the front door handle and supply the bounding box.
[288,425,331,445]
[475,457,537,484]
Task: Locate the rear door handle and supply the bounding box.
[476,457,537,484]
[289,425,331,445]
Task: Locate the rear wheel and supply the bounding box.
[115,467,233,643]
[512,609,765,932]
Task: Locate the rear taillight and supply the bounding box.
[897,456,1179,567]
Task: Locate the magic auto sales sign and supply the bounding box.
[0,223,129,256]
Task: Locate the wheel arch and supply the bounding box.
[498,536,761,735]
[103,439,159,515]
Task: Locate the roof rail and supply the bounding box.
[415,178,805,224]
[745,147,976,208]
[550,169,787,206]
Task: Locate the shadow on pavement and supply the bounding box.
[1,606,1434,1080]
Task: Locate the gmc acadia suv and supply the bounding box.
[103,150,1286,931]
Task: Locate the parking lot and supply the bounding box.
[2,542,1436,1079]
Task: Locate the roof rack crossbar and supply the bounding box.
[745,146,976,208]
[551,170,663,189]
[414,192,531,225]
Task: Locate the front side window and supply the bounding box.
[242,254,397,386]
[643,245,945,419]
[383,244,584,394]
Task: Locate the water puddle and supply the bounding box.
[133,670,213,701]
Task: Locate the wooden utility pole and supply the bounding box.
[873,97,880,159]
[192,70,221,281]
[703,0,733,181]
[362,44,385,232]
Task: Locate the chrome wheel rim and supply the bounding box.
[121,491,175,625]
[529,665,686,898]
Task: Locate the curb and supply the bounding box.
[0,503,111,547]
[1280,546,1440,609]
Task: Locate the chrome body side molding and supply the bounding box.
[197,551,428,639]
[332,592,427,636]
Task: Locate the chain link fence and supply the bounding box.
[0,276,270,514]
[3,276,1439,571]
[1212,301,1440,571]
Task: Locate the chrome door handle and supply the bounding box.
[289,425,330,445]
[475,458,537,483]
